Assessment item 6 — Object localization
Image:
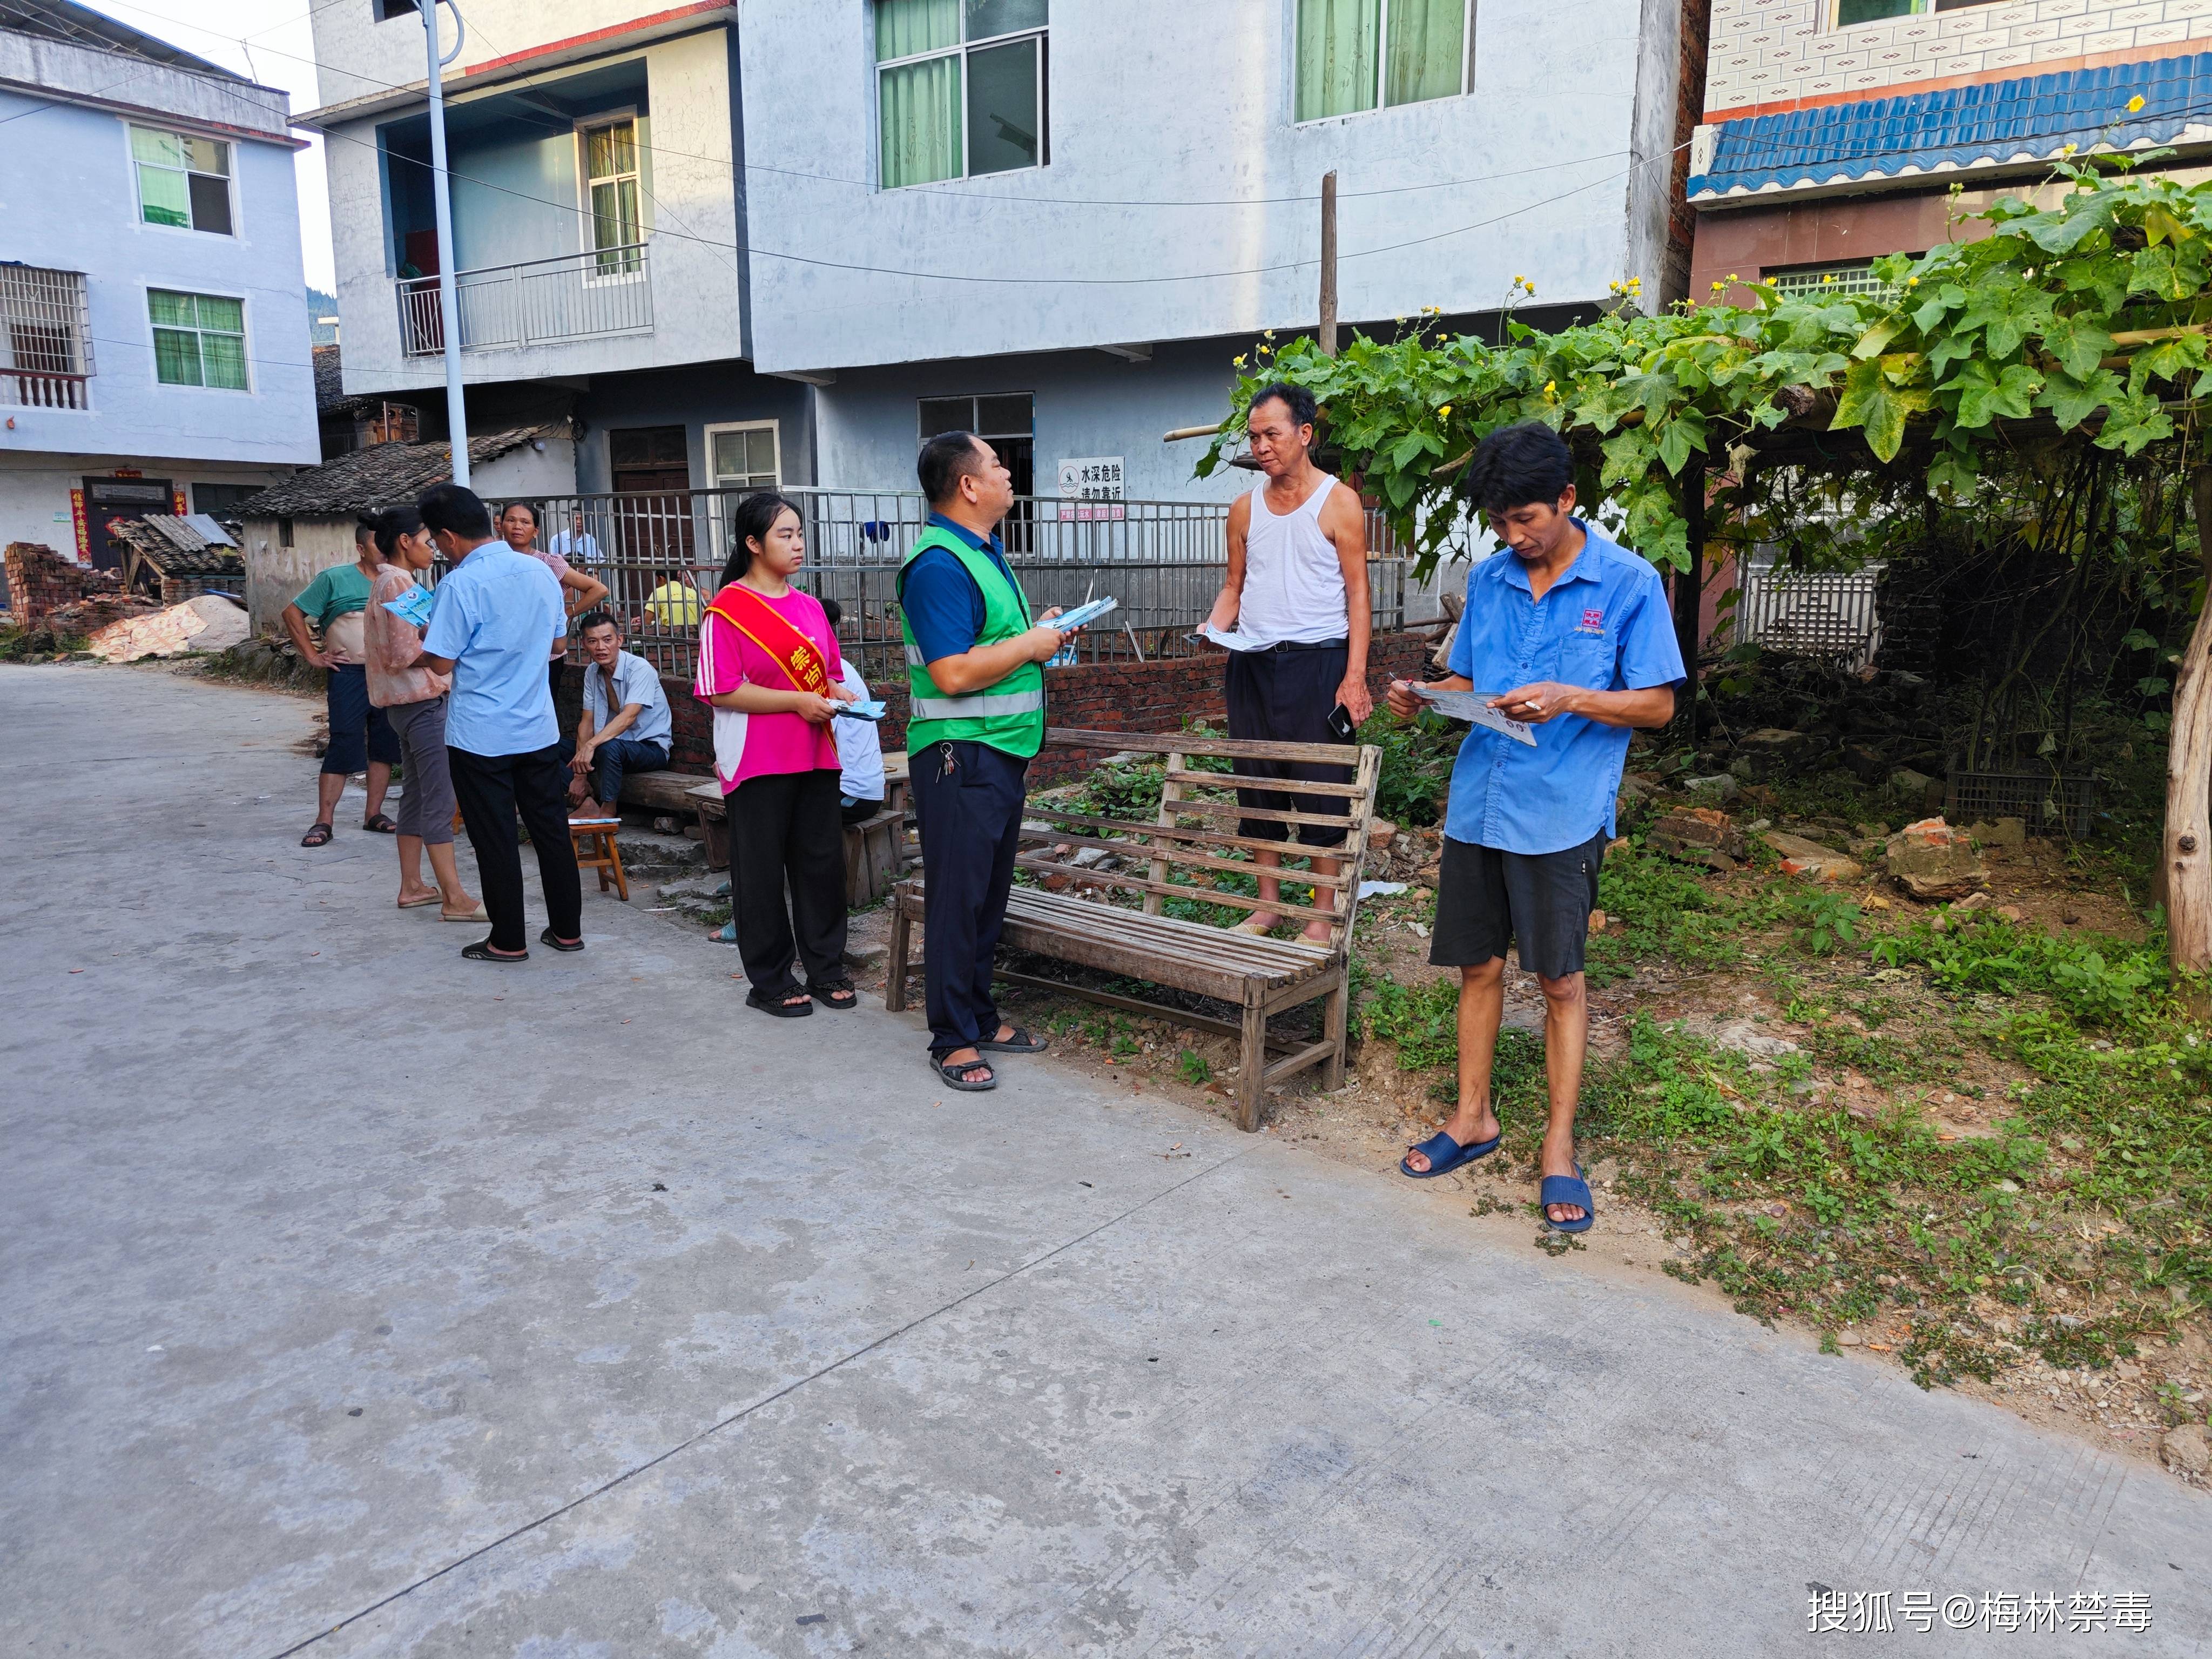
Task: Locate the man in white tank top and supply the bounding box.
[1203,383,1372,943]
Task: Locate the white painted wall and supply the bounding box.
[739,0,1659,374]
[0,30,317,559]
[319,30,745,398]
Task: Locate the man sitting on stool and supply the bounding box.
[1203,380,1373,942]
[819,597,885,825]
[569,611,672,818]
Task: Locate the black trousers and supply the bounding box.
[910,739,1027,1055]
[449,743,583,953]
[1225,643,1354,846]
[729,768,848,995]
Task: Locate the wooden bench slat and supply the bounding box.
[1048,726,1363,765]
[1010,855,1341,924]
[1005,887,1331,965]
[1016,827,1352,889]
[1165,765,1365,799]
[1021,803,1338,859]
[1169,799,1374,831]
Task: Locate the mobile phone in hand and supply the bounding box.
[1326,703,1357,742]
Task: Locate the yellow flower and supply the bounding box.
[1907,275,1920,287]
[2062,141,2078,156]
[1728,272,1739,282]
[1543,379,1558,397]
[1711,279,1727,293]
[1263,329,1275,339]
[1438,403,1453,417]
[1822,272,1836,284]
[2128,94,2146,113]
[1233,354,1246,366]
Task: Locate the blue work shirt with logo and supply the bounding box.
[1442,520,1685,854]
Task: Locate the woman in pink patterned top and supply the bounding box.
[694,492,857,1017]
[498,501,608,706]
[366,507,482,923]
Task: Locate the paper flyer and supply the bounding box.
[381,586,435,628]
[1414,685,1540,746]
[1049,595,1118,632]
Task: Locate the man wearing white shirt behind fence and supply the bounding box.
[1203,381,1373,944]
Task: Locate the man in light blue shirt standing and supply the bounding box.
[1385,423,1684,1231]
[417,482,583,963]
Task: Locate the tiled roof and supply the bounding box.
[109,516,245,578]
[312,343,347,413]
[234,423,568,519]
[1689,53,2212,200]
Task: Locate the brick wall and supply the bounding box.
[1667,0,1714,304]
[574,628,1445,784]
[4,543,113,626]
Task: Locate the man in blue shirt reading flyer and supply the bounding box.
[1385,423,1685,1232]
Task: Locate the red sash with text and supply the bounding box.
[706,582,830,696]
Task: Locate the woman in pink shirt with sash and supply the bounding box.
[695,493,857,1017]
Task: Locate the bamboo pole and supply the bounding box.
[1318,171,1338,360]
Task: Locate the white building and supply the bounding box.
[0,0,318,571]
[307,0,1697,502]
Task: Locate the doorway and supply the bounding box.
[608,425,693,578]
[81,476,173,570]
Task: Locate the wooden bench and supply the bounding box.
[616,766,914,907]
[885,727,1381,1131]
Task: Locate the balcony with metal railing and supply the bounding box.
[396,242,652,357]
[0,264,92,410]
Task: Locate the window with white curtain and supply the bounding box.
[1296,0,1474,123]
[581,117,643,274]
[875,0,1048,188]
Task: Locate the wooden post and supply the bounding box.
[2167,466,2212,1010]
[1318,171,1338,359]
[1677,462,1707,741]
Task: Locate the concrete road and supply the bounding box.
[2,664,2206,1659]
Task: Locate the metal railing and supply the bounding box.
[397,242,652,356]
[0,264,92,408]
[1736,557,1884,670]
[470,484,1410,679]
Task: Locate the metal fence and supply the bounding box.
[0,264,92,409]
[487,485,1410,679]
[1735,556,1884,670]
[397,243,653,357]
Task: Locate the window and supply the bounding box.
[0,265,92,410]
[1296,0,1474,122]
[706,422,781,490]
[375,0,418,18]
[1833,0,1990,21]
[131,126,232,234]
[1764,261,1901,300]
[190,482,260,517]
[875,0,1047,187]
[920,392,1036,548]
[581,118,643,274]
[149,291,248,390]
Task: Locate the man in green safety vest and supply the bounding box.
[900,431,1077,1091]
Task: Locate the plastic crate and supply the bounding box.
[1943,771,2096,838]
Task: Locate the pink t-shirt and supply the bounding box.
[692,583,842,791]
[524,546,573,660]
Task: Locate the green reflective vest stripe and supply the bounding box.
[898,525,1046,759]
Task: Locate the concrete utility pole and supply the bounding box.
[422,0,470,485]
[1318,170,1338,359]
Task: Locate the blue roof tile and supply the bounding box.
[1688,53,2212,199]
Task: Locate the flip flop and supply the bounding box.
[461,940,528,963]
[300,822,333,847]
[362,814,398,834]
[711,920,737,943]
[396,894,442,909]
[810,982,859,1010]
[976,1025,1046,1054]
[1538,1162,1596,1233]
[933,1053,997,1091]
[441,903,489,923]
[539,928,585,953]
[1230,915,1277,936]
[1399,1129,1503,1180]
[745,986,813,1018]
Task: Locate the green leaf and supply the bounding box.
[2040,313,2115,380]
[2122,628,2161,651]
[1831,356,1931,461]
[2093,389,2174,455]
[1852,316,1906,360]
[1388,430,1433,470]
[2036,367,2126,428]
[1948,361,2044,428]
[1600,427,1660,487]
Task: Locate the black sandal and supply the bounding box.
[539,928,585,953]
[461,939,528,963]
[362,813,398,834]
[933,1053,997,1091]
[300,822,333,847]
[811,981,858,1010]
[746,986,814,1018]
[976,1024,1046,1054]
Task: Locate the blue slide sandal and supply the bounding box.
[1399,1129,1503,1180]
[1538,1163,1596,1233]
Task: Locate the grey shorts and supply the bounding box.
[1428,830,1607,980]
[386,694,456,845]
